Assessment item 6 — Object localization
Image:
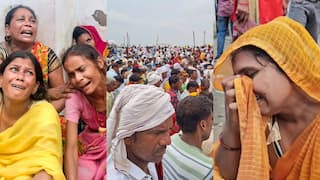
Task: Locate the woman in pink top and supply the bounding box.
[62,44,106,180]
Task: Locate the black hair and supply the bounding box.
[186,68,196,76]
[204,63,213,69]
[113,59,122,66]
[72,26,89,43]
[232,45,284,74]
[171,69,180,76]
[129,74,142,82]
[199,91,214,100]
[132,67,141,73]
[176,96,213,133]
[169,75,179,86]
[114,75,124,83]
[62,44,106,73]
[112,62,121,68]
[0,51,46,100]
[120,68,128,75]
[5,5,37,42]
[187,81,199,90]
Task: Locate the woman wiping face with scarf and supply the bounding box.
[213,16,320,180]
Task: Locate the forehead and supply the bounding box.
[132,117,173,139]
[64,55,95,70]
[79,33,92,39]
[232,50,264,73]
[13,8,34,17]
[147,117,173,131]
[7,57,35,68]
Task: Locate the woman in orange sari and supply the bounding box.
[0,4,72,112]
[213,16,320,179]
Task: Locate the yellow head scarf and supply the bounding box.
[214,16,320,101]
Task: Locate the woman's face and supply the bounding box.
[0,57,39,103]
[77,33,95,48]
[232,50,293,116]
[64,55,103,95]
[5,8,38,45]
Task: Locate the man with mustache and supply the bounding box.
[107,84,175,179]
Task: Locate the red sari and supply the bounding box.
[81,25,107,58]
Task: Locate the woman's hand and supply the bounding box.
[64,121,79,180]
[47,82,75,100]
[32,170,53,180]
[221,75,241,146]
[215,75,242,179]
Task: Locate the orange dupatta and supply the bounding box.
[271,115,320,179]
[213,16,320,180]
[235,76,270,179]
[213,76,270,179]
[31,41,49,84]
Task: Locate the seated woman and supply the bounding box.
[0,4,72,112]
[72,25,108,59]
[214,17,320,179]
[62,45,106,180]
[0,51,65,179]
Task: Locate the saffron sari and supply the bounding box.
[213,17,320,179]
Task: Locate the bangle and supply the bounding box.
[219,135,241,151]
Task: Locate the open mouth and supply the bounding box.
[11,84,26,90]
[80,81,91,90]
[21,30,33,36]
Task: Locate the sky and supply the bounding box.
[107,0,215,46]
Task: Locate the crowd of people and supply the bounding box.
[106,1,320,180]
[106,44,216,179]
[0,4,107,179]
[1,1,320,180]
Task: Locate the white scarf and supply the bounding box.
[107,84,174,175]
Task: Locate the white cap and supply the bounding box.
[147,71,162,85]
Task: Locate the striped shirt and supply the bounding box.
[162,134,213,180]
